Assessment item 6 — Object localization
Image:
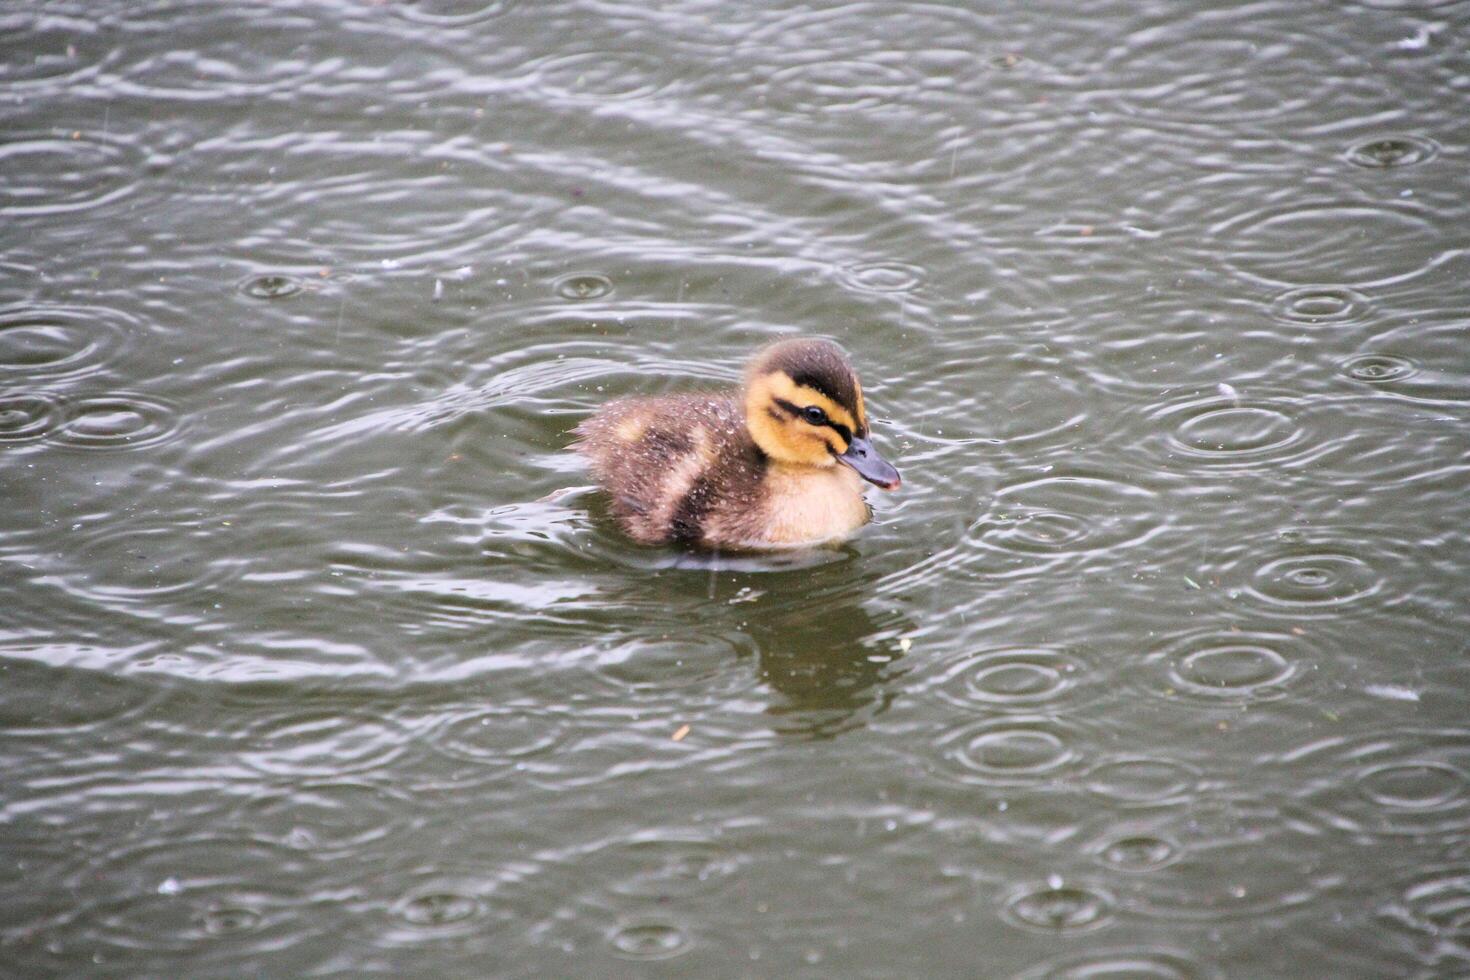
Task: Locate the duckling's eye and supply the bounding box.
[801,405,827,425]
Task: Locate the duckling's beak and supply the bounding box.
[837,435,901,490]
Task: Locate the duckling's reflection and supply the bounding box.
[656,549,913,738]
[748,588,910,738]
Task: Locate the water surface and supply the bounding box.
[3,0,1470,975]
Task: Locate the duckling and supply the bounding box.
[573,338,900,550]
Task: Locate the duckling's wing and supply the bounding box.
[573,393,745,544]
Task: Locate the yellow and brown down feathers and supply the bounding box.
[573,338,900,550]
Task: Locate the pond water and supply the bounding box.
[3,0,1469,976]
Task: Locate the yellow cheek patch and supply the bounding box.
[745,372,847,466]
[762,374,857,437]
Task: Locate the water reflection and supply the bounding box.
[651,557,910,738]
[4,0,1470,973]
[748,585,909,738]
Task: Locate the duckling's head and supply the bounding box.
[743,338,901,490]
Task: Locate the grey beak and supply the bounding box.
[837,435,901,490]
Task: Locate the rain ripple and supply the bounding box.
[553,272,614,301]
[517,830,742,920]
[762,60,920,114]
[1270,286,1373,326]
[429,829,741,963]
[1116,813,1345,923]
[109,11,344,102]
[375,873,512,946]
[1249,552,1381,609]
[1093,9,1384,125]
[608,919,692,960]
[1095,834,1183,874]
[394,0,518,26]
[0,9,118,91]
[237,273,306,300]
[919,644,1104,713]
[235,707,413,778]
[1141,388,1323,470]
[969,474,1165,567]
[1011,948,1217,980]
[1346,319,1470,404]
[207,131,519,263]
[602,833,741,900]
[77,886,298,959]
[50,394,183,452]
[1379,865,1470,958]
[531,51,679,103]
[427,707,570,774]
[1344,135,1439,169]
[1340,353,1419,385]
[1084,757,1200,807]
[1215,199,1454,289]
[1141,629,1306,704]
[391,884,484,940]
[45,834,315,963]
[0,304,137,382]
[891,343,1094,450]
[0,130,141,216]
[1002,880,1115,934]
[0,392,64,445]
[1201,528,1407,621]
[227,780,409,856]
[1278,730,1470,840]
[841,261,925,294]
[0,655,164,736]
[931,716,1086,788]
[50,520,244,613]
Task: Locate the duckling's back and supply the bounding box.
[572,393,764,546]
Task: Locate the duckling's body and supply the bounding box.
[573,338,899,550]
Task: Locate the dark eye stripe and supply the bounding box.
[773,397,803,419]
[775,397,851,445]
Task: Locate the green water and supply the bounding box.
[3,0,1470,975]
